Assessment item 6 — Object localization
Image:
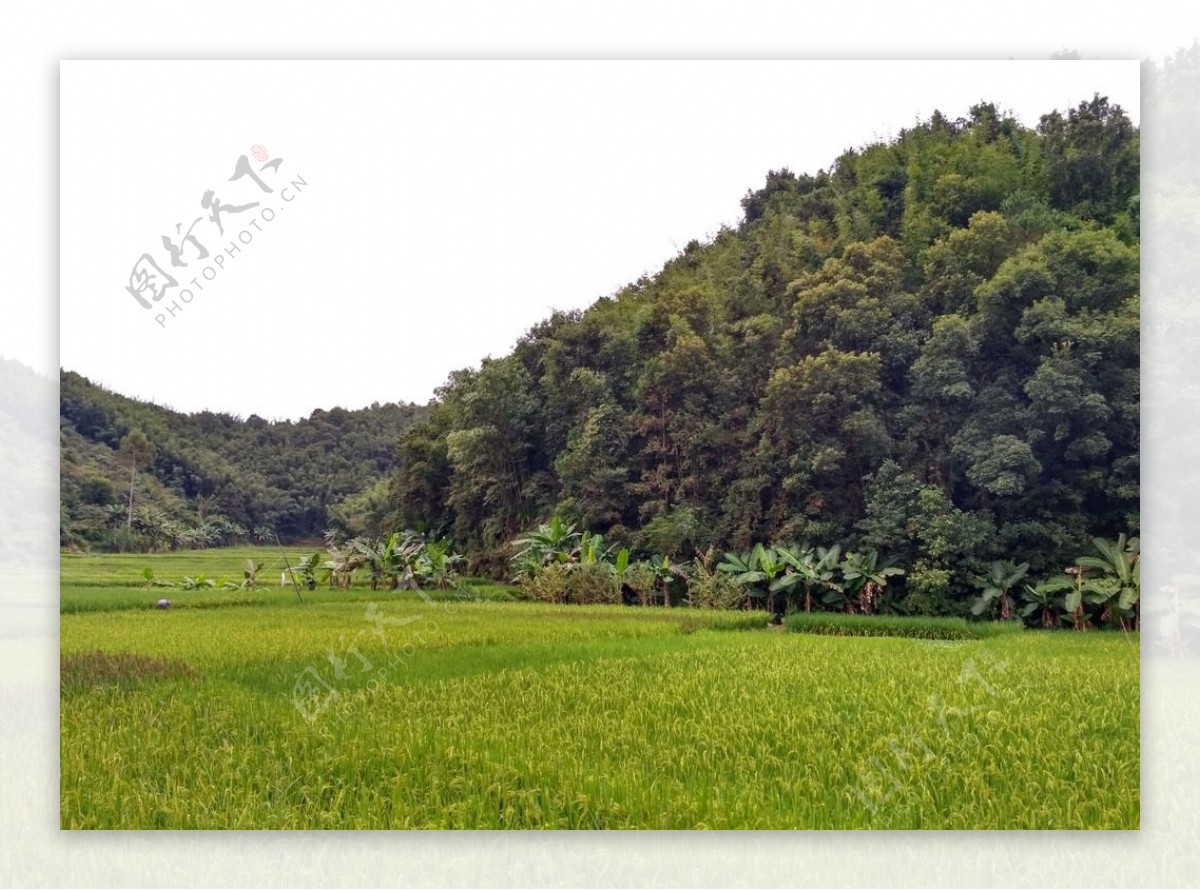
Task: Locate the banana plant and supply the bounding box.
[417,539,465,589]
[772,543,841,613]
[355,532,424,591]
[577,531,609,566]
[1019,576,1072,628]
[718,545,765,601]
[322,534,366,589]
[223,560,267,591]
[180,575,216,591]
[352,537,386,590]
[1074,534,1140,630]
[719,544,787,613]
[647,554,689,607]
[769,543,813,611]
[509,517,581,578]
[293,552,325,591]
[970,560,1030,621]
[141,567,175,589]
[241,559,266,590]
[836,549,905,614]
[1062,567,1090,630]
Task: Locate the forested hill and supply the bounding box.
[387,97,1140,595]
[61,95,1140,610]
[60,370,425,549]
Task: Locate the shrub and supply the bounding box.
[903,561,955,616]
[566,563,620,605]
[110,527,151,553]
[520,562,571,603]
[685,551,747,610]
[624,562,658,606]
[517,563,620,605]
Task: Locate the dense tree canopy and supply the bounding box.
[384,96,1139,603]
[59,371,424,549]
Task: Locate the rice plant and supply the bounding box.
[61,550,1138,829]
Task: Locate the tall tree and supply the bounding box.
[117,428,155,529]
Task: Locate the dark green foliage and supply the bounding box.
[379,96,1138,608]
[1038,95,1139,226]
[59,371,424,550]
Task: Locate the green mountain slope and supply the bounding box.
[385,97,1140,595]
[60,370,425,549]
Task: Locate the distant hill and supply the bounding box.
[59,370,426,550]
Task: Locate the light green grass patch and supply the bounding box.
[60,549,1139,829]
[60,613,1138,828]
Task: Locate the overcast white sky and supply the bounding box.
[59,60,1139,420]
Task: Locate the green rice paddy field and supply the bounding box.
[60,548,1139,829]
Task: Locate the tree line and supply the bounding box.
[503,518,1138,629]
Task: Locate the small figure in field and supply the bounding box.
[155,599,171,610]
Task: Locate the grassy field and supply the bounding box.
[60,548,1139,829]
[59,546,516,613]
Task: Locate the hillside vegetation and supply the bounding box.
[60,371,424,549]
[60,97,1139,619]
[385,96,1139,605]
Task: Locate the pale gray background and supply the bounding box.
[0,1,1195,886]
